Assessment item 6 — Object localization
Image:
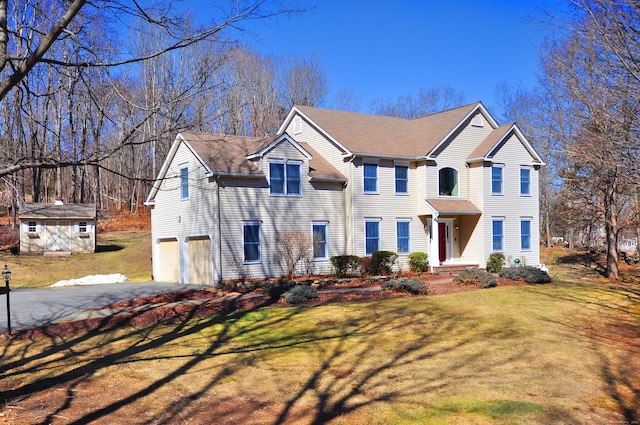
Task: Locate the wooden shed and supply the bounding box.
[19,202,97,254]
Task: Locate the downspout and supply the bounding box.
[430,211,440,274]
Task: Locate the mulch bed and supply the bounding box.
[2,275,525,342]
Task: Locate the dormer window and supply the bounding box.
[270,159,302,196]
[439,167,458,196]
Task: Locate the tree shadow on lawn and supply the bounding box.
[1,297,575,425]
[96,243,124,253]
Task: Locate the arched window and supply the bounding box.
[439,167,458,196]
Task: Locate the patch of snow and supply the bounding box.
[51,274,129,287]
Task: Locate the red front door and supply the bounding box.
[438,222,447,262]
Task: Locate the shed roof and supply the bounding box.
[20,203,97,219]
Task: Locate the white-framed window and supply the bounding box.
[293,116,302,134]
[312,222,328,260]
[365,219,381,255]
[395,165,408,194]
[363,163,378,193]
[27,221,39,233]
[269,160,302,196]
[180,166,189,199]
[521,218,532,251]
[491,165,503,195]
[78,221,88,233]
[492,218,504,252]
[396,220,411,254]
[520,167,531,196]
[243,221,261,263]
[439,167,458,196]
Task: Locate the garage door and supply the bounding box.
[188,237,212,285]
[157,239,179,283]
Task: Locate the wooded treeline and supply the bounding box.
[0,0,323,215]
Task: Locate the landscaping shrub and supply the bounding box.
[282,285,319,304]
[370,250,398,275]
[408,252,429,272]
[330,255,361,277]
[499,266,552,284]
[486,253,506,273]
[382,277,429,295]
[262,280,296,300]
[454,269,497,288]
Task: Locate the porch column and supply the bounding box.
[430,214,440,271]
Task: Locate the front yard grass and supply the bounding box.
[1,261,638,424]
[0,230,151,288]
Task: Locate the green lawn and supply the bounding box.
[0,230,152,288]
[1,257,638,424]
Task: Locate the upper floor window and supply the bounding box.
[439,167,458,196]
[243,221,261,263]
[312,222,328,260]
[270,160,302,196]
[180,167,189,199]
[363,163,378,193]
[395,165,408,194]
[520,167,531,196]
[396,220,410,254]
[491,165,503,195]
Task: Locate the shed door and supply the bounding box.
[45,220,72,251]
[187,237,212,285]
[157,239,179,283]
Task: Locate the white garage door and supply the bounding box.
[157,239,179,283]
[187,237,212,285]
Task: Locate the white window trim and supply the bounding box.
[394,164,409,195]
[243,221,262,264]
[269,159,303,197]
[312,221,329,261]
[364,218,382,256]
[293,116,302,134]
[396,218,412,255]
[492,217,505,253]
[520,217,533,251]
[26,221,40,234]
[438,167,460,197]
[491,164,504,195]
[363,162,379,194]
[520,166,532,196]
[76,221,90,234]
[179,165,189,200]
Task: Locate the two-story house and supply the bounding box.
[146,102,544,284]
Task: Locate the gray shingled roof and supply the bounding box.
[20,203,97,219]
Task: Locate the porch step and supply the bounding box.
[433,264,479,276]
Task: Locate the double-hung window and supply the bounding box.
[243,222,261,263]
[492,218,504,252]
[312,222,328,260]
[395,165,408,194]
[180,167,189,199]
[521,218,532,251]
[365,220,380,255]
[520,167,531,196]
[396,220,410,254]
[491,165,503,195]
[363,163,378,193]
[270,160,302,196]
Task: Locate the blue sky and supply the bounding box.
[199,0,565,114]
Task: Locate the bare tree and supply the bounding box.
[540,9,640,279]
[370,85,466,118]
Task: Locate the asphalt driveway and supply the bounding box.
[0,282,206,332]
